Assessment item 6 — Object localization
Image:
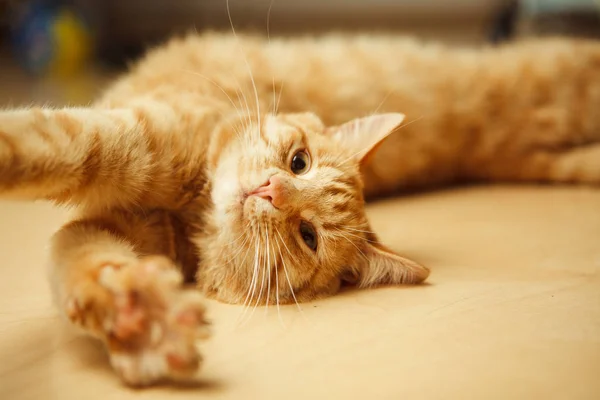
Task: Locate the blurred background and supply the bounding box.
[0,0,599,106]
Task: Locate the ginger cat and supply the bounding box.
[1,32,599,385]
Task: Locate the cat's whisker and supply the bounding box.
[248,223,263,312]
[332,229,368,260]
[396,115,425,131]
[242,222,269,325]
[226,0,262,142]
[180,69,237,111]
[221,230,247,254]
[222,4,255,132]
[247,223,269,322]
[342,226,376,235]
[270,78,278,115]
[266,0,278,115]
[275,228,304,315]
[227,233,251,264]
[238,227,255,263]
[265,224,271,314]
[215,226,250,274]
[266,0,274,43]
[272,229,285,328]
[232,240,254,308]
[275,85,282,115]
[334,228,369,242]
[237,224,261,324]
[371,89,394,115]
[233,230,256,307]
[180,69,247,140]
[316,229,330,259]
[230,230,249,246]
[233,85,254,137]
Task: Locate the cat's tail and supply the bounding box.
[0,106,201,209]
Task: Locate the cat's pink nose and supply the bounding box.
[249,176,287,209]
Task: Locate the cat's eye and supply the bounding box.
[299,221,318,251]
[290,150,311,175]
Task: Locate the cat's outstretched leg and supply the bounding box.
[50,217,209,386]
[0,105,209,210]
[0,108,151,207]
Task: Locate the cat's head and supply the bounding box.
[200,112,429,304]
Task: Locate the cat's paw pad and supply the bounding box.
[79,256,209,386]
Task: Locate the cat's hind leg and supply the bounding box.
[50,215,209,386]
[463,100,600,186]
[525,143,600,184]
[470,141,600,186]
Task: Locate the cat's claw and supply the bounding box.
[67,257,210,386]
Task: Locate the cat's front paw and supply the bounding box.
[67,256,210,386]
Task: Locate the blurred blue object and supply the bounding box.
[10,0,93,76]
[521,0,599,14]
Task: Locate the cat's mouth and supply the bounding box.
[239,192,278,223]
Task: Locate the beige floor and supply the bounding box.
[1,185,599,399]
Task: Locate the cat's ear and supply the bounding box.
[325,113,405,164]
[346,241,429,287]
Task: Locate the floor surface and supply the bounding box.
[1,186,599,399]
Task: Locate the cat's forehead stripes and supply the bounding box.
[263,115,304,143]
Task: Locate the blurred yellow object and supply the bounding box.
[48,9,92,77]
